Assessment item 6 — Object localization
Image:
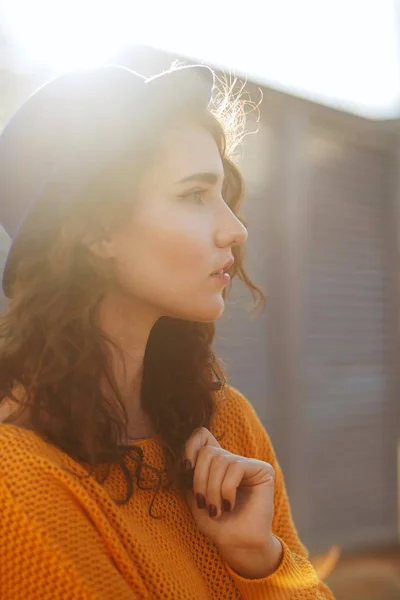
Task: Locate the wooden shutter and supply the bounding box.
[303,128,399,551]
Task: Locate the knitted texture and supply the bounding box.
[0,386,334,599]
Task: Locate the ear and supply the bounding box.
[81,231,118,259]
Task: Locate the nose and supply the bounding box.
[214,200,248,249]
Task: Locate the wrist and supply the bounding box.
[223,535,283,580]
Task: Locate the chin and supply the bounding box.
[188,298,226,323]
[162,294,226,323]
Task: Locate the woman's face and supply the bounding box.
[104,122,248,323]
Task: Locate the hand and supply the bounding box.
[183,427,283,579]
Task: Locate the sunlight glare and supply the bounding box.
[2,0,135,71]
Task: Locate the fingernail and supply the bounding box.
[182,459,192,471]
[208,504,217,518]
[196,494,206,509]
[222,499,231,513]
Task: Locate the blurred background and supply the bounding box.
[1,1,400,597]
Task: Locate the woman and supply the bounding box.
[0,64,333,599]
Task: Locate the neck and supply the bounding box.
[98,289,160,441]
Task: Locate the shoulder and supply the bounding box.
[0,423,88,500]
[212,385,258,426]
[0,422,61,462]
[211,385,275,462]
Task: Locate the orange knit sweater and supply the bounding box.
[0,387,334,599]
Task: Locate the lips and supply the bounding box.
[211,257,234,276]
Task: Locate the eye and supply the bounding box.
[179,188,208,205]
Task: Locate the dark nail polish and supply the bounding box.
[222,499,231,513]
[196,494,206,509]
[182,459,192,471]
[208,504,217,518]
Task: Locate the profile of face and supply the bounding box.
[93,122,248,324]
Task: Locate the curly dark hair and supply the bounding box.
[0,74,264,512]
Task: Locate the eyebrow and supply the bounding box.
[175,172,222,186]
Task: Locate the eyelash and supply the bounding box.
[179,188,208,205]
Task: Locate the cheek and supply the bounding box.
[159,230,208,273]
[115,209,212,287]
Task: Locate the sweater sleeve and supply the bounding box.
[214,387,335,600]
[0,474,143,600]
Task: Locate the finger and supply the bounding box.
[205,453,234,518]
[220,460,246,513]
[183,427,221,470]
[193,445,224,512]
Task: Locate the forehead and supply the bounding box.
[154,122,224,181]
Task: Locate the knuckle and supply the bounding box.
[198,445,213,460]
[227,458,244,471]
[194,426,209,436]
[212,454,226,468]
[187,427,207,447]
[197,427,212,441]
